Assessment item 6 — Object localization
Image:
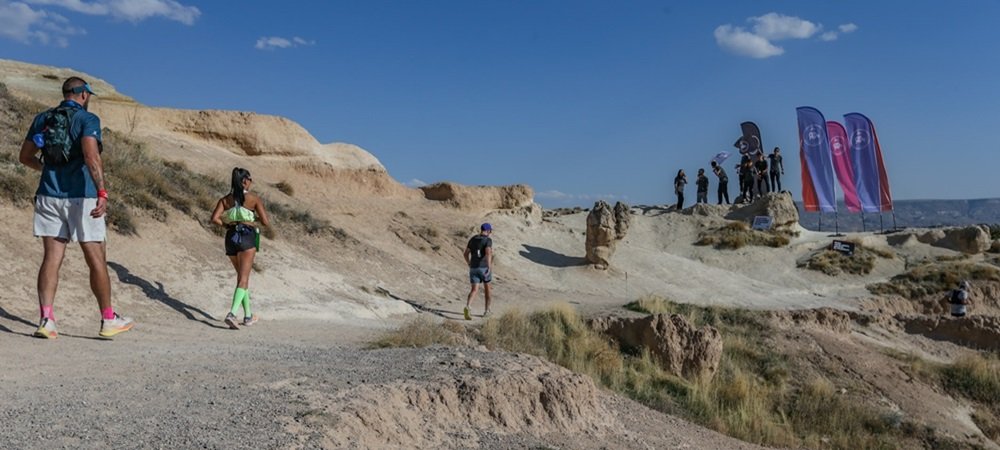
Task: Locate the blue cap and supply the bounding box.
[65,83,96,96]
[481,223,492,232]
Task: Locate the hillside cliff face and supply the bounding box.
[0,58,388,175]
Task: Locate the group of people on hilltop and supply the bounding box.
[673,147,784,210]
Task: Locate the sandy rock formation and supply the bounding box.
[725,192,799,229]
[317,352,618,448]
[585,200,631,269]
[900,315,1000,351]
[613,201,631,239]
[589,314,723,380]
[936,226,992,254]
[420,182,534,211]
[911,226,991,254]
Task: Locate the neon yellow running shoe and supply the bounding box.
[463,307,471,321]
[99,313,134,338]
[33,318,58,339]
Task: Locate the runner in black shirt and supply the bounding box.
[463,223,494,320]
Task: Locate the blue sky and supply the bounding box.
[2,0,998,208]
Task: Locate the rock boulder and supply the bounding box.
[585,201,630,269]
[725,191,799,230]
[934,226,992,254]
[589,314,723,380]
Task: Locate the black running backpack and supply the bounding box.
[39,106,79,166]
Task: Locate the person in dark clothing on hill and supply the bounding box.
[768,147,785,192]
[739,160,754,203]
[463,223,494,320]
[673,169,687,210]
[711,161,729,204]
[695,168,709,204]
[754,152,769,197]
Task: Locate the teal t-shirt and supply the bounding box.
[25,100,102,198]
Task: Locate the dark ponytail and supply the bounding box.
[231,167,250,207]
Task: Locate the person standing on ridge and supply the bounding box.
[768,147,785,192]
[754,152,770,197]
[463,223,494,320]
[211,167,271,329]
[18,76,134,339]
[695,168,709,204]
[673,169,687,210]
[711,161,729,204]
[739,160,754,203]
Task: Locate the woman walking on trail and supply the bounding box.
[674,169,687,210]
[211,167,271,329]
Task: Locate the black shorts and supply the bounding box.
[225,225,258,256]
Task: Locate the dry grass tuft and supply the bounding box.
[891,350,1000,442]
[694,221,792,250]
[868,262,1000,298]
[273,181,294,196]
[480,304,625,386]
[370,316,469,348]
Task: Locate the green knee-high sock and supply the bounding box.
[230,288,248,316]
[242,290,253,318]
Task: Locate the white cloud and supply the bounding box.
[2,0,197,47]
[750,13,820,40]
[404,179,428,188]
[256,35,315,50]
[0,1,83,47]
[24,0,200,25]
[715,12,855,58]
[714,24,784,59]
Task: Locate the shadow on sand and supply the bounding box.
[108,261,228,329]
[519,245,587,268]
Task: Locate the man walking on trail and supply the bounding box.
[18,76,134,339]
[463,223,494,320]
[711,161,729,204]
[768,147,784,192]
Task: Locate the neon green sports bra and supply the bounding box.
[222,205,255,224]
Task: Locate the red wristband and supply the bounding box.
[97,189,109,200]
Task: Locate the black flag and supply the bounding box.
[734,121,763,155]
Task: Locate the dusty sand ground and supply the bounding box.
[0,316,763,450]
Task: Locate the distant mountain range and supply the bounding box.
[795,198,1000,232]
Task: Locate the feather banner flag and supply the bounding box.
[844,113,894,212]
[826,121,861,213]
[796,107,837,213]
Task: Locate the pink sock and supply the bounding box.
[40,305,54,320]
[101,307,116,320]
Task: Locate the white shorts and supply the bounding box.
[34,195,106,242]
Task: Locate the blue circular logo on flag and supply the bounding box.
[851,129,870,149]
[803,124,824,147]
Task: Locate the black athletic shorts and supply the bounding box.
[225,225,258,256]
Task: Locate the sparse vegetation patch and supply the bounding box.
[799,242,895,276]
[868,262,1000,298]
[694,221,793,250]
[374,298,939,449]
